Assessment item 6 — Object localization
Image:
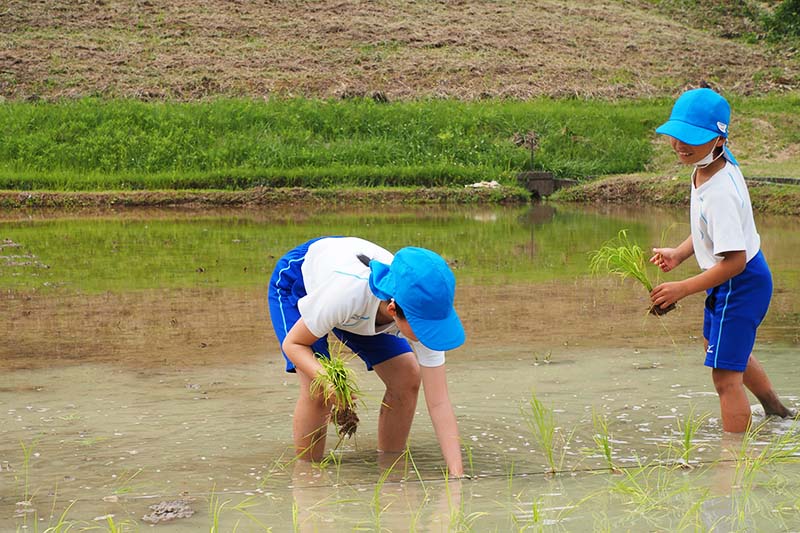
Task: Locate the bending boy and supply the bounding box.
[268,237,466,475]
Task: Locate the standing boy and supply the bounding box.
[649,88,793,433]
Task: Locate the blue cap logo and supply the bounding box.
[655,88,730,146]
[368,247,465,351]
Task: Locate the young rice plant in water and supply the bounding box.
[589,229,675,315]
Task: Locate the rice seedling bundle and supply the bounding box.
[310,352,361,438]
[589,229,675,315]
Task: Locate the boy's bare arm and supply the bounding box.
[282,319,324,379]
[651,250,746,309]
[420,364,464,477]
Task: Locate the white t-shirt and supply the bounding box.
[690,162,760,271]
[297,237,445,367]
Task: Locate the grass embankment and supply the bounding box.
[0,97,660,191]
[2,96,799,210]
[553,175,800,216]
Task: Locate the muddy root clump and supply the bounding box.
[649,303,676,316]
[335,407,359,438]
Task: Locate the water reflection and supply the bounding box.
[2,203,799,530]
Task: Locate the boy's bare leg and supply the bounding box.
[293,370,329,461]
[743,355,794,417]
[373,352,420,454]
[711,368,751,433]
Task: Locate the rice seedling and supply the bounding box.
[208,484,232,533]
[674,488,713,532]
[291,500,300,533]
[310,343,362,440]
[532,350,552,365]
[444,471,488,532]
[732,417,800,490]
[84,515,135,532]
[463,441,475,479]
[19,439,38,504]
[671,405,709,468]
[521,391,576,475]
[607,460,675,517]
[370,452,407,531]
[590,409,621,474]
[589,229,674,316]
[110,468,143,496]
[41,500,80,532]
[316,445,344,481]
[520,498,544,531]
[506,460,516,493]
[230,497,272,532]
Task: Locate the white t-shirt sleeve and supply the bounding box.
[409,340,445,367]
[297,278,359,339]
[707,193,747,255]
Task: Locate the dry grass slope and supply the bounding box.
[1,0,798,100]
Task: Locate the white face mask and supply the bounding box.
[695,139,725,168]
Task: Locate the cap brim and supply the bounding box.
[405,306,465,351]
[656,120,719,146]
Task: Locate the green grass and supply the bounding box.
[2,95,798,191]
[0,97,662,189]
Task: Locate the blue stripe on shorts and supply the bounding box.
[703,250,772,372]
[267,237,413,373]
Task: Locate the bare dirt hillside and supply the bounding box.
[1,0,798,101]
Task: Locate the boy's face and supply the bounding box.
[669,136,722,165]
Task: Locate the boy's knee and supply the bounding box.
[712,369,744,396]
[387,371,421,400]
[394,374,421,397]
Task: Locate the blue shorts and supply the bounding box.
[267,237,413,373]
[703,250,772,372]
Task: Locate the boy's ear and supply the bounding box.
[716,137,726,147]
[386,300,397,317]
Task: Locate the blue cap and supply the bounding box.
[368,247,465,351]
[656,88,730,146]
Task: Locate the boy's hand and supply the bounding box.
[650,281,688,309]
[650,247,681,272]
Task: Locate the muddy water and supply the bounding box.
[2,204,799,531]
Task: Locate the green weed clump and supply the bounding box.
[589,229,674,316]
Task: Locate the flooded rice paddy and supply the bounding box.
[1,203,799,531]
